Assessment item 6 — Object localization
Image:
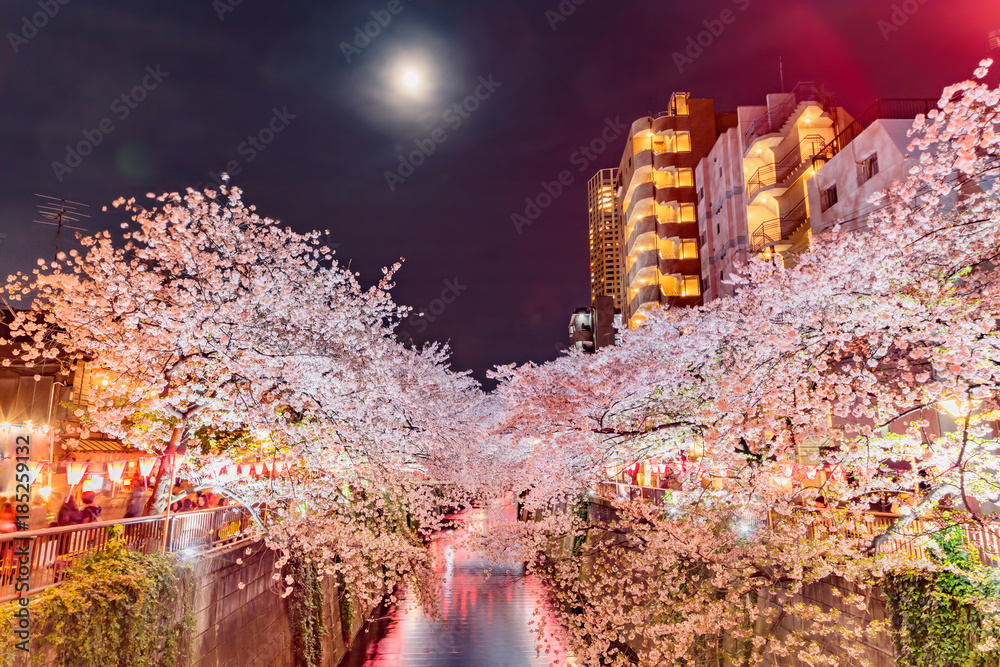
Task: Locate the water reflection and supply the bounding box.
[339,505,573,667]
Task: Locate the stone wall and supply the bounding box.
[11,539,375,667]
[189,539,373,667]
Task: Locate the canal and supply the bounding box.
[338,504,575,667]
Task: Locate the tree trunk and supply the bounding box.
[144,425,184,515]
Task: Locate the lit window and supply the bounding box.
[678,168,694,187]
[682,276,701,297]
[680,240,698,259]
[679,204,696,222]
[676,132,692,152]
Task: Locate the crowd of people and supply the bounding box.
[0,481,235,535]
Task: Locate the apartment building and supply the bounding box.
[808,100,937,236]
[588,169,623,309]
[696,127,748,302]
[616,93,736,329]
[695,84,852,298]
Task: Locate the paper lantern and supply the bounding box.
[106,460,126,483]
[138,457,157,477]
[21,461,44,485]
[263,460,273,474]
[174,444,187,471]
[254,460,264,476]
[276,460,288,475]
[65,461,89,486]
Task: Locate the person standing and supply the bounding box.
[124,487,146,519]
[57,496,83,527]
[80,492,103,524]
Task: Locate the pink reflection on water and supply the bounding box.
[343,504,573,667]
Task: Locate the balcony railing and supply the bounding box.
[626,249,658,287]
[749,197,809,253]
[627,284,660,319]
[0,505,261,602]
[744,82,836,148]
[813,98,939,165]
[595,481,1000,565]
[746,134,829,203]
[625,216,656,253]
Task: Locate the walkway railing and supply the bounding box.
[595,481,1000,566]
[0,505,261,602]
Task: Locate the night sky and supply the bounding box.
[1,0,998,384]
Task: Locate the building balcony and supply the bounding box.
[748,197,810,253]
[627,284,661,318]
[625,216,656,253]
[743,82,837,154]
[627,249,658,287]
[746,134,830,204]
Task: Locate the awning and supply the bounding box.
[67,439,145,463]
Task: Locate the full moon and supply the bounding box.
[402,69,421,90]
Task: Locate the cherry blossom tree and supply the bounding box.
[2,182,483,611]
[475,61,1000,665]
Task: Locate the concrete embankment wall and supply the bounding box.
[14,539,376,667]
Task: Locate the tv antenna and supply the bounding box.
[33,194,90,259]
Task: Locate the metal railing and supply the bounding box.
[744,82,836,148]
[0,505,261,602]
[814,98,939,164]
[749,197,809,253]
[596,482,1000,566]
[746,134,830,203]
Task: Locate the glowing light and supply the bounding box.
[254,460,265,476]
[940,398,964,417]
[106,460,126,483]
[23,461,44,485]
[65,461,89,486]
[39,486,51,499]
[756,148,763,154]
[82,479,96,493]
[402,69,421,89]
[138,457,157,477]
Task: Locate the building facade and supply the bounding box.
[616,93,736,329]
[807,100,937,237]
[588,169,623,309]
[695,83,852,299]
[696,127,748,302]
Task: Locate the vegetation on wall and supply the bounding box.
[883,527,1000,667]
[283,555,327,667]
[0,525,193,667]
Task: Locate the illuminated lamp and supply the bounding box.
[138,457,157,477]
[756,148,763,154]
[263,460,273,474]
[82,478,96,493]
[805,117,811,123]
[254,460,264,476]
[174,444,187,472]
[23,461,44,485]
[39,486,51,499]
[106,460,126,483]
[65,461,89,486]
